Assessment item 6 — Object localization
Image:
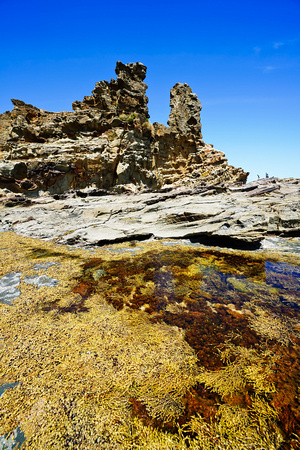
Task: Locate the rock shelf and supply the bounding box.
[1,177,299,249]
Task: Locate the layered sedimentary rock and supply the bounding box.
[1,177,299,247]
[0,62,248,194]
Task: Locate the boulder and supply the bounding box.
[0,161,27,179]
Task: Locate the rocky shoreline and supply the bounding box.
[2,60,300,450]
[1,61,299,252]
[1,176,299,251]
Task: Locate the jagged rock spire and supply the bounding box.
[168,83,202,138]
[72,61,149,120]
[0,61,249,194]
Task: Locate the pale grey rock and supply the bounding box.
[0,161,27,179]
[0,178,299,250]
[0,272,21,304]
[62,225,128,246]
[23,274,59,289]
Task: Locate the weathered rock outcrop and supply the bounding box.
[168,83,202,137]
[72,61,149,121]
[0,62,248,194]
[1,178,299,248]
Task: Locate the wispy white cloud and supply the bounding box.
[253,37,299,55]
[263,65,276,73]
[273,37,299,49]
[253,46,261,54]
[273,42,284,49]
[255,59,300,74]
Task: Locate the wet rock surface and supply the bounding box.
[0,272,21,304]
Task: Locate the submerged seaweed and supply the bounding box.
[0,232,300,448]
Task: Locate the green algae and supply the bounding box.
[0,232,300,448]
[227,277,251,293]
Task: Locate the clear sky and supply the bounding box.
[1,0,299,181]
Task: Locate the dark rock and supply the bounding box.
[2,195,31,207]
[18,178,38,191]
[76,190,88,198]
[0,161,27,179]
[247,185,280,197]
[88,189,111,197]
[53,194,68,200]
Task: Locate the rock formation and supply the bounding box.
[72,61,149,121]
[1,177,299,249]
[0,62,248,194]
[168,83,202,136]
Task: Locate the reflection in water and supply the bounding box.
[265,261,300,291]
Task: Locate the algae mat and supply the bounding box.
[0,232,300,449]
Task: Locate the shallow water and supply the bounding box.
[0,262,61,305]
[1,233,300,449]
[0,383,25,449]
[0,382,19,398]
[262,236,300,253]
[77,246,300,446]
[0,426,26,450]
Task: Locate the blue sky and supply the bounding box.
[1,0,299,181]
